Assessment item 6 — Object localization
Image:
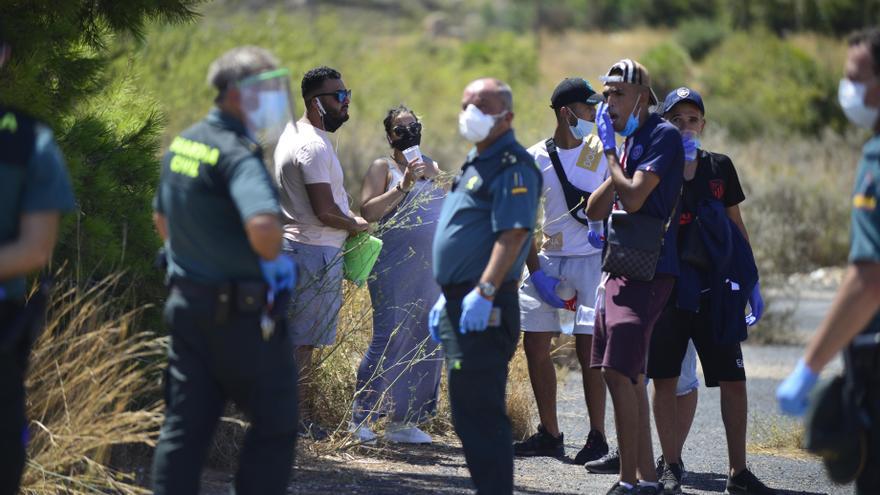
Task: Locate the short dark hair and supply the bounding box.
[301,66,341,99]
[383,105,417,135]
[849,28,880,75]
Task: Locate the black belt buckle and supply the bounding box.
[215,282,231,325]
[236,281,266,313]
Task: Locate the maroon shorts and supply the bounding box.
[591,275,675,383]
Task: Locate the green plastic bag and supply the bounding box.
[343,233,383,286]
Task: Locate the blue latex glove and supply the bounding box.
[530,269,566,309]
[260,256,297,295]
[587,220,605,249]
[595,103,617,153]
[459,288,493,333]
[776,359,820,416]
[682,132,699,161]
[428,294,445,343]
[746,282,764,326]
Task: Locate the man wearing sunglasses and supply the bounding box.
[274,66,369,440]
[151,46,299,495]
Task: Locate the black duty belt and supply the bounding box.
[170,277,269,324]
[848,333,880,382]
[441,280,519,300]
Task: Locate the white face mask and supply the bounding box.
[839,78,879,129]
[459,104,506,143]
[568,111,594,141]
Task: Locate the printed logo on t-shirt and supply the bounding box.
[576,138,602,172]
[709,179,725,200]
[630,144,644,161]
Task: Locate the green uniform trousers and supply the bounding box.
[151,284,299,495]
[438,290,520,495]
[0,302,27,495]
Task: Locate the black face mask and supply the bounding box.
[390,133,420,151]
[322,109,348,133]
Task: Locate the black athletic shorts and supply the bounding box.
[647,294,746,386]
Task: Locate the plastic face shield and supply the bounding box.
[237,68,296,144]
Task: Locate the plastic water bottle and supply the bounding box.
[555,278,577,312]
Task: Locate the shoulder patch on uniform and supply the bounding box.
[0,112,18,133]
[510,171,528,195]
[854,171,878,211]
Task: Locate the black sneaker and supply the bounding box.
[726,468,777,495]
[605,481,636,495]
[659,462,683,494]
[513,424,564,457]
[585,447,620,474]
[656,455,687,481]
[574,429,610,465]
[636,482,661,495]
[298,419,329,441]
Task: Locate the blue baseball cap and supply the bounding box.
[663,87,705,115]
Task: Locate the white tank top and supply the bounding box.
[385,158,405,192]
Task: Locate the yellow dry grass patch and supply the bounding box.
[21,274,164,494]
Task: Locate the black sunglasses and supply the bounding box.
[392,122,422,135]
[313,89,352,103]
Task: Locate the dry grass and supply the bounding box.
[21,274,165,494]
[748,416,813,461]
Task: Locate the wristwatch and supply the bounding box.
[477,282,497,298]
[395,182,411,194]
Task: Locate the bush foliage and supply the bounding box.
[0,1,202,299]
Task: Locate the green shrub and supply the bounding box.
[675,18,729,61]
[640,42,693,102]
[700,31,842,140]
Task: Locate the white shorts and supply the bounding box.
[677,340,699,396]
[520,253,602,335]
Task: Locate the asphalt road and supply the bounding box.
[199,286,851,494]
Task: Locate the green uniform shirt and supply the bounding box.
[154,109,280,283]
[0,109,76,300]
[432,130,542,286]
[850,135,880,335]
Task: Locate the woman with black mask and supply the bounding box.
[350,105,445,444]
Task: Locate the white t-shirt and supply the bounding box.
[274,120,351,249]
[527,134,608,257]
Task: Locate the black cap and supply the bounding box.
[550,77,603,109]
[663,87,705,115]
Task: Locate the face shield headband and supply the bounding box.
[237,68,296,144]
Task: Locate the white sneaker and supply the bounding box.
[348,422,377,444]
[384,424,432,444]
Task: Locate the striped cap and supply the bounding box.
[600,59,658,105]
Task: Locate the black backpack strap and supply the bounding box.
[546,138,590,226]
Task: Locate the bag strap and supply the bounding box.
[545,138,590,226]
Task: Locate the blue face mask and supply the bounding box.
[618,94,642,137]
[567,108,594,140]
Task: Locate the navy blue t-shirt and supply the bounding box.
[619,113,684,276]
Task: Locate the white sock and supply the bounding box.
[618,481,634,489]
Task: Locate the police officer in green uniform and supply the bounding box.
[777,27,880,495]
[0,31,76,495]
[151,46,299,495]
[429,78,542,495]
